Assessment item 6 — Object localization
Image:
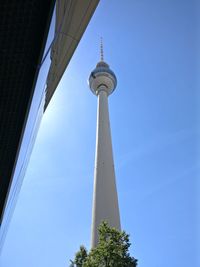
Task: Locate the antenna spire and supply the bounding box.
[100,37,104,61]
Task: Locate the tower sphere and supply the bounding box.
[89,60,117,96]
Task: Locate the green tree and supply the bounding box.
[70,246,88,267]
[70,222,137,267]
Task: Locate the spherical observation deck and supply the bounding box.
[89,61,117,96]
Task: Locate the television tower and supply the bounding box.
[88,39,121,248]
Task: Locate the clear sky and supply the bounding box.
[0,0,199,266]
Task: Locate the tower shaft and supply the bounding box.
[91,88,121,248]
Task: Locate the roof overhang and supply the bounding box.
[44,0,100,110]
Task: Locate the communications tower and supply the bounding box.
[88,40,121,248]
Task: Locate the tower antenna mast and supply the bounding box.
[100,37,104,61]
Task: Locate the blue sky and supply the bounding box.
[0,0,199,266]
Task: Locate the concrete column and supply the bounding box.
[91,88,121,248]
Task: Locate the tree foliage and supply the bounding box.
[70,221,137,267]
[70,246,88,267]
